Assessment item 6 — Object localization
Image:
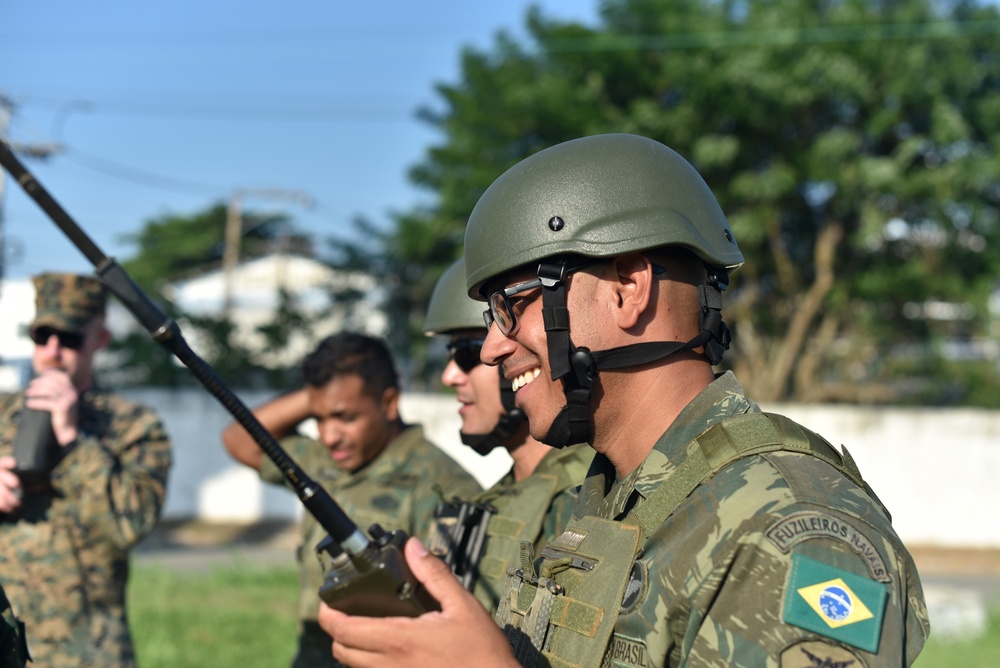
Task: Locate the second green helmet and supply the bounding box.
[464,133,744,298]
[423,258,486,335]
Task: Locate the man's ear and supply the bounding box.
[381,386,400,422]
[608,253,656,330]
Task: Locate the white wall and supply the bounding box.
[763,403,1000,548]
[129,389,512,523]
[79,388,1000,548]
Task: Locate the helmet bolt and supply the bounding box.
[548,216,565,232]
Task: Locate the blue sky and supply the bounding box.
[0,1,599,281]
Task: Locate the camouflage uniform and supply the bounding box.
[497,372,929,667]
[430,443,592,615]
[0,585,28,668]
[259,425,481,668]
[0,387,172,667]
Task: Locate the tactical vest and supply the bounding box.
[473,470,575,611]
[495,412,883,668]
[429,447,592,613]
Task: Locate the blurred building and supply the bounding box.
[161,252,387,370]
[0,279,36,391]
[0,254,387,390]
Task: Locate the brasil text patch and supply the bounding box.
[783,554,888,653]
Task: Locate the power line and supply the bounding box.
[59,145,228,195]
[16,96,417,124]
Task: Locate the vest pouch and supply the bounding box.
[496,516,640,668]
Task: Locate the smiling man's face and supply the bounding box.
[307,373,398,472]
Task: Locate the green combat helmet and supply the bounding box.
[463,133,744,447]
[424,258,526,455]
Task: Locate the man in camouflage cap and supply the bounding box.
[222,331,480,668]
[0,272,173,667]
[319,135,930,667]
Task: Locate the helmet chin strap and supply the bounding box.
[537,260,732,448]
[460,368,527,456]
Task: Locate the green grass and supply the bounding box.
[128,562,1000,667]
[128,562,299,668]
[913,604,1000,668]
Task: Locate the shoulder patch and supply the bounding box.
[779,639,865,668]
[620,561,647,615]
[783,554,888,653]
[766,511,891,583]
[606,633,649,668]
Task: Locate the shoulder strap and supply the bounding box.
[624,412,889,545]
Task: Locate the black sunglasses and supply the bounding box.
[446,338,485,373]
[30,326,85,351]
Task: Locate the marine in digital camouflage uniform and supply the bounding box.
[222,331,480,668]
[423,259,592,615]
[317,135,930,668]
[0,272,173,668]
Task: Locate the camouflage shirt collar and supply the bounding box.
[631,371,757,500]
[579,372,758,519]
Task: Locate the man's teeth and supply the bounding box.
[512,368,541,391]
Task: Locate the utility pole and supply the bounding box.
[222,188,312,316]
[0,93,62,288]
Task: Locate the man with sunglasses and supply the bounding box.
[0,272,172,667]
[422,258,591,614]
[319,134,928,667]
[221,331,480,668]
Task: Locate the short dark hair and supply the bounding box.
[302,332,399,399]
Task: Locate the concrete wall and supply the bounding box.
[134,388,513,524]
[128,388,999,548]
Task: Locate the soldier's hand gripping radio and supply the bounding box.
[0,138,439,618]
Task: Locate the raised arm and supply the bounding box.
[221,388,311,470]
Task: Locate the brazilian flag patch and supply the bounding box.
[782,554,888,653]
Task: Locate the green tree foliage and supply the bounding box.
[119,203,307,290]
[107,202,315,388]
[342,0,1000,403]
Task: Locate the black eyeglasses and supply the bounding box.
[447,338,485,373]
[30,326,85,351]
[483,261,666,336]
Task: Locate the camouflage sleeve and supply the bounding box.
[637,454,929,666]
[48,404,172,550]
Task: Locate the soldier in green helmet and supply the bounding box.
[422,258,592,614]
[319,134,930,667]
[0,272,173,667]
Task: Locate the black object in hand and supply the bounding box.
[12,408,58,487]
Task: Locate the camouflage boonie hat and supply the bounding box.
[31,272,107,334]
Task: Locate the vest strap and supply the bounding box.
[625,412,882,545]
